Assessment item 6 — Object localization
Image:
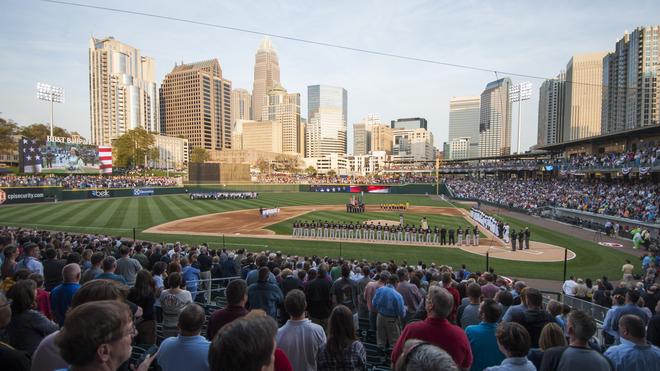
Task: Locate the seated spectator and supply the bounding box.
[0,292,30,371]
[248,267,284,319]
[30,273,53,320]
[604,314,660,370]
[540,310,612,371]
[128,269,157,344]
[6,279,58,355]
[316,304,367,371]
[95,256,128,285]
[485,322,536,371]
[157,303,210,371]
[160,272,193,338]
[527,322,567,369]
[50,263,81,326]
[207,279,249,341]
[54,300,156,371]
[458,282,482,329]
[392,286,473,370]
[277,289,326,371]
[394,339,458,371]
[466,299,505,371]
[209,311,279,371]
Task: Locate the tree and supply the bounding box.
[19,123,69,142]
[275,153,299,173]
[112,128,155,168]
[0,118,18,156]
[326,170,337,178]
[190,148,210,163]
[255,157,269,173]
[147,147,160,167]
[304,166,317,177]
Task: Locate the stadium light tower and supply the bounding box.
[509,81,532,154]
[37,82,65,138]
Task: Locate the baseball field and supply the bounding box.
[0,192,638,281]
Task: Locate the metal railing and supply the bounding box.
[185,276,242,305]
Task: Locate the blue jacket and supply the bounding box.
[248,282,284,319]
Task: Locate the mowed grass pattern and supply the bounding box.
[0,193,638,281]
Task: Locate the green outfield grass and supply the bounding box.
[0,192,639,281]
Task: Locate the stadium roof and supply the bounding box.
[537,125,660,152]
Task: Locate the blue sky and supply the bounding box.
[1,0,659,153]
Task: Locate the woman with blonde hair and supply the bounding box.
[527,322,567,369]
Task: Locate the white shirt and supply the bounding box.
[563,279,577,296]
[276,319,326,371]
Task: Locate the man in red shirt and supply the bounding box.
[391,285,473,370]
[206,279,248,340]
[441,272,460,322]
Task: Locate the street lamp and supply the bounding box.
[509,81,532,154]
[36,82,64,138]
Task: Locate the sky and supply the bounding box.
[1,0,659,154]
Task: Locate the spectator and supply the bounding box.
[527,322,567,369]
[648,301,660,346]
[55,300,156,371]
[331,264,359,318]
[15,243,43,276]
[6,279,58,355]
[610,290,650,340]
[514,288,555,348]
[0,291,30,371]
[562,276,577,297]
[357,266,372,319]
[442,272,461,322]
[458,283,482,329]
[209,312,279,371]
[466,299,505,371]
[396,269,424,324]
[220,251,240,278]
[30,273,53,320]
[604,314,660,370]
[1,245,19,279]
[207,279,249,341]
[394,339,458,371]
[160,272,193,338]
[80,252,104,284]
[540,310,612,371]
[306,268,333,330]
[116,245,142,286]
[42,248,65,291]
[280,268,304,324]
[128,269,157,344]
[392,286,473,370]
[574,279,589,300]
[372,273,406,349]
[248,266,284,319]
[277,289,326,371]
[481,272,499,299]
[50,263,81,326]
[152,261,166,322]
[364,269,387,330]
[622,260,635,282]
[485,322,536,371]
[181,257,201,300]
[157,303,211,371]
[316,304,367,371]
[246,255,277,286]
[95,256,128,285]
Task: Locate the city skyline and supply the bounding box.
[2,1,660,154]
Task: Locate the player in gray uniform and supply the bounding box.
[376,223,383,240]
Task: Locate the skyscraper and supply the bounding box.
[602,26,660,134]
[231,88,252,126]
[390,117,428,130]
[371,124,393,154]
[448,96,480,158]
[563,52,607,141]
[252,37,280,122]
[160,59,232,150]
[89,37,159,146]
[306,85,348,157]
[261,83,303,155]
[537,73,565,146]
[479,78,512,157]
[352,114,381,155]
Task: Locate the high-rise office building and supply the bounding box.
[252,37,280,122]
[602,26,660,134]
[563,52,607,141]
[392,128,434,161]
[479,78,512,157]
[261,83,303,154]
[89,37,159,146]
[160,59,232,150]
[448,96,480,158]
[306,85,348,157]
[390,117,428,130]
[352,114,381,155]
[231,89,251,126]
[241,120,283,153]
[371,124,393,154]
[537,73,566,146]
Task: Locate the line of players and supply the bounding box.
[291,220,481,245]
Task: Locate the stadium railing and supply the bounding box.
[186,276,242,305]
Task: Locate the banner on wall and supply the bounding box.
[0,187,47,205]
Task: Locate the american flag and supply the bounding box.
[19,137,43,174]
[99,146,113,174]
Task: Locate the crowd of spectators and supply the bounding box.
[254,173,438,185]
[447,178,660,223]
[0,175,180,189]
[1,226,660,370]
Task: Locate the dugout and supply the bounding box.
[188,163,250,184]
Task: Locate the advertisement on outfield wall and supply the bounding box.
[0,187,47,205]
[133,188,155,196]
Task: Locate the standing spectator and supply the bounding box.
[1,245,19,279]
[15,243,43,276]
[132,244,149,269]
[160,272,193,338]
[527,322,567,369]
[372,274,406,349]
[306,268,333,330]
[481,273,500,299]
[157,303,211,371]
[207,279,248,341]
[181,257,201,301]
[116,245,142,286]
[0,291,30,371]
[396,269,424,324]
[331,265,359,317]
[514,288,555,348]
[357,266,372,320]
[604,314,660,371]
[196,246,212,300]
[50,263,81,326]
[316,305,367,371]
[246,255,277,285]
[391,286,473,370]
[128,269,157,344]
[364,270,387,330]
[574,279,589,300]
[95,256,128,285]
[276,289,326,371]
[6,280,58,355]
[220,252,240,278]
[30,273,53,320]
[442,272,461,322]
[280,268,304,325]
[465,299,505,371]
[647,301,660,346]
[610,290,650,339]
[562,276,577,297]
[458,283,482,329]
[248,267,284,320]
[152,261,166,322]
[394,339,458,371]
[540,310,612,371]
[485,322,536,371]
[80,252,104,284]
[622,260,635,282]
[42,248,65,291]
